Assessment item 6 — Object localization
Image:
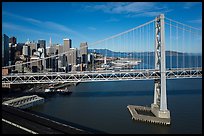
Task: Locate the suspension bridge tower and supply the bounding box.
[127,14,170,125]
[151,14,170,119]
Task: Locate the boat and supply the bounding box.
[56,87,72,95]
[44,84,55,94]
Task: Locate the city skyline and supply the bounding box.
[2,2,202,52]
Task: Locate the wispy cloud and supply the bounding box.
[3,11,87,39]
[183,2,200,9]
[84,2,172,17]
[2,22,61,37]
[132,9,173,17]
[88,26,96,31]
[188,19,202,24]
[3,11,42,24]
[44,21,86,38]
[105,18,120,22]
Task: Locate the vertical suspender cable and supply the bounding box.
[133,28,134,70]
[176,23,178,72]
[170,20,172,70]
[140,27,142,70]
[195,31,198,69]
[197,31,199,70]
[182,25,185,69]
[148,23,150,70]
[194,30,197,76]
[149,23,151,70]
[189,28,191,75]
[153,21,154,70]
[147,23,149,70]
[200,31,202,69]
[147,24,148,70]
[143,26,145,70]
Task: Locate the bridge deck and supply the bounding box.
[2,68,202,85]
[2,105,102,134]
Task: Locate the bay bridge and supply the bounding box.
[2,14,202,124]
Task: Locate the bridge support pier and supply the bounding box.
[151,104,170,118]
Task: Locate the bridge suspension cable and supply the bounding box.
[164,17,202,76]
[88,19,155,47]
[2,18,155,70]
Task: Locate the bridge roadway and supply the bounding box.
[2,105,104,134]
[2,68,202,85]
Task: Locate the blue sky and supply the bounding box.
[2,2,202,52]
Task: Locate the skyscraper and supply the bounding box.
[22,45,30,57]
[9,36,17,44]
[63,38,71,52]
[68,48,77,66]
[2,34,9,66]
[38,40,46,56]
[80,42,88,64]
[54,44,63,54]
[27,43,37,56]
[80,42,88,54]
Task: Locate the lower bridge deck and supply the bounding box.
[2,105,105,134]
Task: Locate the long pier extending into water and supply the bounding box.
[2,95,44,109]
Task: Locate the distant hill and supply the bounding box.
[88,49,201,57]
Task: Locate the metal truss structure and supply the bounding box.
[2,68,202,85]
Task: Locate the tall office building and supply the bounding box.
[15,43,24,61]
[63,38,71,52]
[80,42,88,64]
[38,40,46,56]
[22,45,30,57]
[68,48,77,66]
[27,43,37,56]
[9,36,17,44]
[2,34,9,66]
[46,46,56,70]
[10,45,16,65]
[80,42,88,55]
[46,46,56,56]
[54,44,63,54]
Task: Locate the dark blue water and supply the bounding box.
[29,78,202,134]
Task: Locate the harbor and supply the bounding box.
[23,82,77,96]
[2,82,78,103]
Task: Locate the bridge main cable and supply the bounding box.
[88,19,156,46]
[2,18,155,69]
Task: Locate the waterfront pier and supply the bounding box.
[2,95,44,109]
